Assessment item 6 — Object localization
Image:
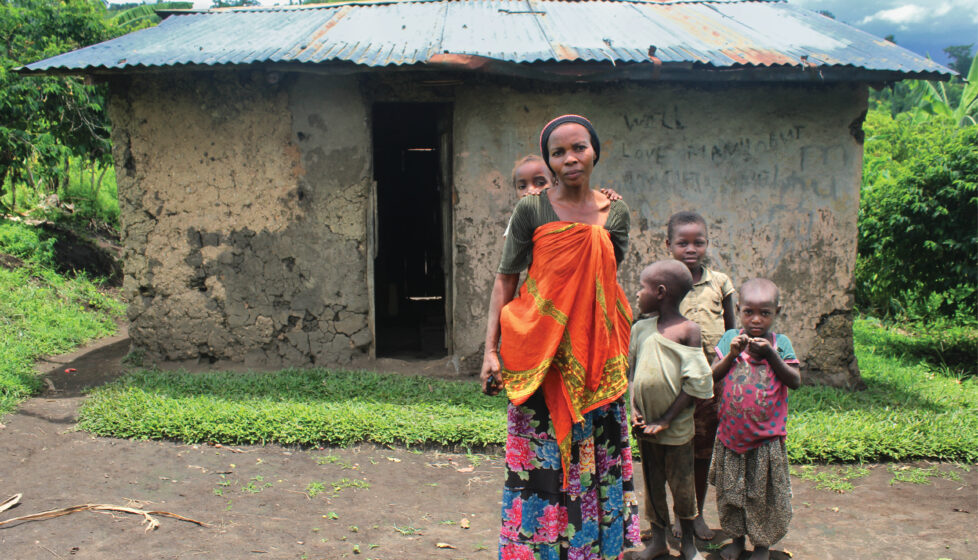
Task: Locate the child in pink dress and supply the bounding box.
[709,278,801,560]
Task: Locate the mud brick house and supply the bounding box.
[24,0,951,387]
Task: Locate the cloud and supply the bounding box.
[859,1,978,28]
[859,4,928,26]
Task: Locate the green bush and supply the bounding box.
[857,111,977,323]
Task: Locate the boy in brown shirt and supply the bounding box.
[666,211,736,540]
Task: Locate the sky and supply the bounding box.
[113,0,978,68]
[787,0,978,66]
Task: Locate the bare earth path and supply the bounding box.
[0,333,974,560]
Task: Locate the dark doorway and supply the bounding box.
[371,103,451,358]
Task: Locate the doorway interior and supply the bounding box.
[371,103,451,358]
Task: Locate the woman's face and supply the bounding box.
[546,123,595,189]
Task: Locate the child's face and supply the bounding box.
[636,276,660,315]
[737,293,780,338]
[666,222,708,270]
[514,161,552,198]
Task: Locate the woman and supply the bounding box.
[482,115,641,560]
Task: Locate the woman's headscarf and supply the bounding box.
[538,114,601,173]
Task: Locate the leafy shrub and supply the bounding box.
[857,111,977,323]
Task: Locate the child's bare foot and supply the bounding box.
[720,536,746,560]
[748,545,770,560]
[633,524,669,560]
[692,513,714,540]
[673,514,715,541]
[671,519,682,539]
[678,519,705,560]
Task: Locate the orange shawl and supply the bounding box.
[499,221,632,487]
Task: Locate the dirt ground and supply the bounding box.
[0,332,975,560]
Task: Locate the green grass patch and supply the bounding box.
[77,318,977,463]
[855,317,977,376]
[787,318,977,463]
[789,465,871,493]
[0,220,124,415]
[886,464,962,485]
[78,368,508,448]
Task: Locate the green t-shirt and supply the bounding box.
[629,317,714,445]
[497,191,630,274]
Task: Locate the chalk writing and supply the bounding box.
[616,143,672,163]
[622,106,685,131]
[618,125,806,164]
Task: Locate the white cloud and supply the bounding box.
[859,4,929,27]
[856,0,978,27]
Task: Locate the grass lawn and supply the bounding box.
[78,319,977,464]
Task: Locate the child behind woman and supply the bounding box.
[511,155,552,198]
[710,278,801,560]
[665,210,735,540]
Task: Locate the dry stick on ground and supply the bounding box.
[0,503,209,532]
[0,494,22,514]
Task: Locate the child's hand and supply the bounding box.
[630,404,645,431]
[599,188,623,202]
[643,418,670,436]
[748,337,774,359]
[730,334,750,355]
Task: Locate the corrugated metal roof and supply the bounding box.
[22,0,952,79]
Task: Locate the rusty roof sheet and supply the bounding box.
[22,0,952,79]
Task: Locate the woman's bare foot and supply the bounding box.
[748,545,770,560]
[720,536,746,560]
[633,524,669,560]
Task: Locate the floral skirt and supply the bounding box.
[499,390,641,560]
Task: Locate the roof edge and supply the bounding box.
[16,59,953,83]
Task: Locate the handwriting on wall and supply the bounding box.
[614,117,850,199]
[617,121,805,163]
[622,106,685,132]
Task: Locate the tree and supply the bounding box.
[0,0,119,211]
[858,111,977,323]
[109,2,193,32]
[943,44,975,77]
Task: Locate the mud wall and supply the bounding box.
[108,71,864,387]
[452,81,865,387]
[109,71,372,367]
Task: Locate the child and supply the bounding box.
[629,260,713,560]
[709,278,801,560]
[511,155,552,198]
[665,210,735,540]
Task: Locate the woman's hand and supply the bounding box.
[599,187,622,202]
[481,350,503,396]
